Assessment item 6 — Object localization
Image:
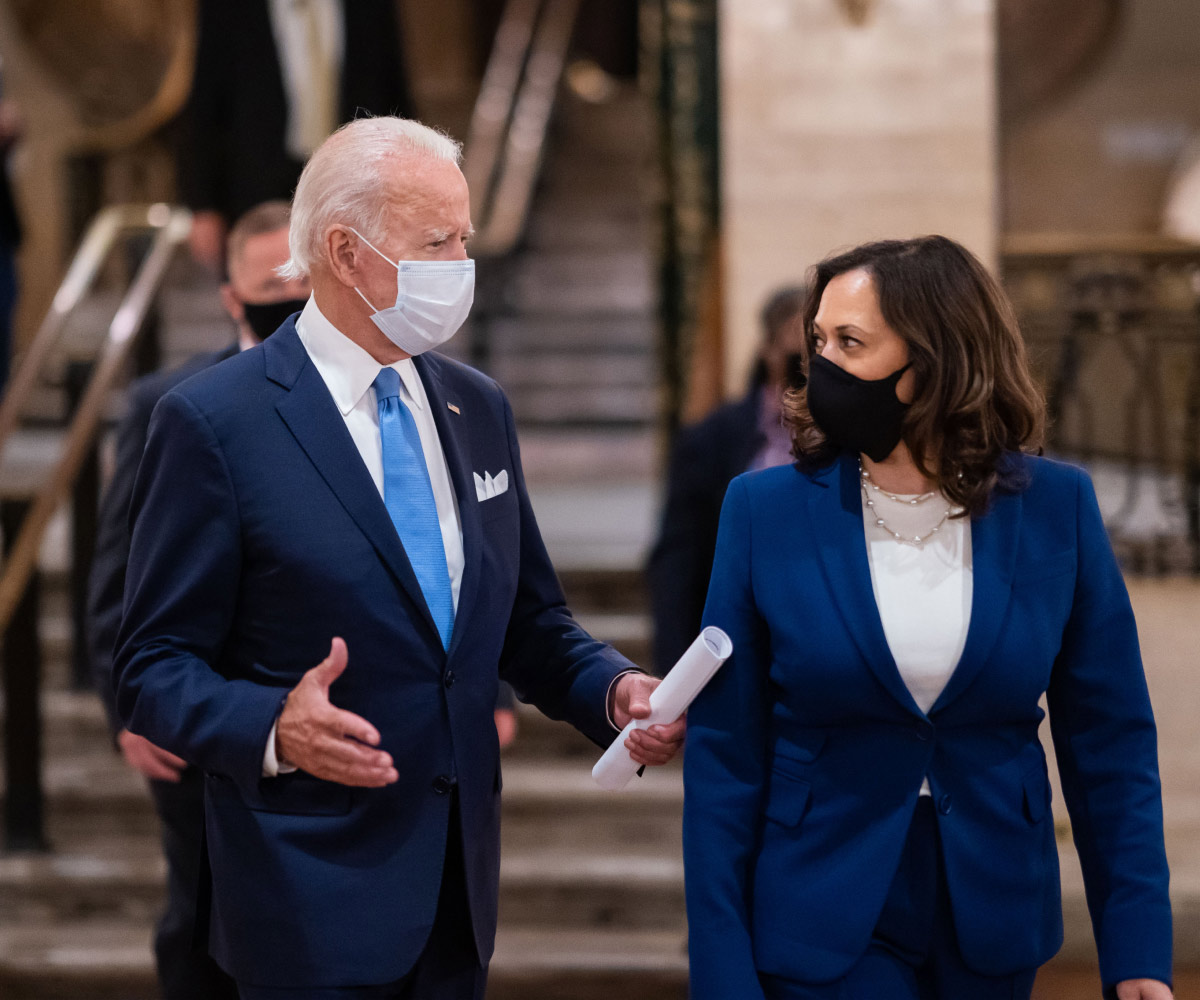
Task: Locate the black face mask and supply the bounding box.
[806,353,911,462]
[240,298,308,342]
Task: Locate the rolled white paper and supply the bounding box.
[592,625,733,791]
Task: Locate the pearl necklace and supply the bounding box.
[859,461,954,545]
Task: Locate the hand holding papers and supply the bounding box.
[593,626,733,790]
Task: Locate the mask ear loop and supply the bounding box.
[347,227,399,269]
[346,227,398,316]
[354,286,382,315]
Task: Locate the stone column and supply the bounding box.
[719,0,997,394]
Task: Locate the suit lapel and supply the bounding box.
[930,485,1022,712]
[415,355,482,662]
[266,326,442,647]
[808,455,922,715]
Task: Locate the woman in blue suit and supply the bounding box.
[683,236,1173,1000]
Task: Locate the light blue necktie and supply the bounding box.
[373,367,455,649]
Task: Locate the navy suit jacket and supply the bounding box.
[114,321,632,987]
[683,453,1171,997]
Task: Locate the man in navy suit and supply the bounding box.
[90,200,307,1000]
[114,117,683,998]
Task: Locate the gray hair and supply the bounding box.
[279,117,463,280]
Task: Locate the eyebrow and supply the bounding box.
[812,321,868,335]
[426,226,476,243]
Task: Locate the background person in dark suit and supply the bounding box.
[88,200,308,1000]
[646,286,805,672]
[178,0,415,269]
[685,236,1172,1000]
[114,117,683,998]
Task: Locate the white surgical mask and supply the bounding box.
[350,228,475,356]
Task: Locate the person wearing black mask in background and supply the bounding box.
[87,200,307,1000]
[646,286,806,673]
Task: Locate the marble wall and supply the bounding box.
[719,0,997,393]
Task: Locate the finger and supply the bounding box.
[317,760,399,788]
[149,745,188,770]
[317,734,393,771]
[308,637,349,691]
[138,754,186,782]
[645,723,686,743]
[626,744,675,767]
[630,728,684,751]
[325,706,381,747]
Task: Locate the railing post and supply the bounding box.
[64,360,99,691]
[1,498,47,852]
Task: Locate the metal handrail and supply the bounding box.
[464,0,582,258]
[0,203,192,634]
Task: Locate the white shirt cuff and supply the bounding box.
[262,719,298,777]
[605,669,645,732]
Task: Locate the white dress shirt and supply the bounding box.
[264,295,465,775]
[267,0,344,159]
[861,487,972,796]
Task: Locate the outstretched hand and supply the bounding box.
[275,638,398,787]
[610,673,686,767]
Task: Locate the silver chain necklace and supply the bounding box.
[859,460,954,544]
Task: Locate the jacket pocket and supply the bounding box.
[763,771,812,827]
[208,771,353,817]
[772,730,827,770]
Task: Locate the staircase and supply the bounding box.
[471,80,659,435]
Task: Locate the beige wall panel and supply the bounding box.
[720,0,997,394]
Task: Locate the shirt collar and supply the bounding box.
[295,295,425,415]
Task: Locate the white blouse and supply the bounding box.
[860,485,972,795]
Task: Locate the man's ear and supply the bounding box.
[325,225,360,288]
[219,282,242,324]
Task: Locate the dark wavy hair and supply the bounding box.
[782,235,1045,517]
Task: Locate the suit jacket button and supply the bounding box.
[444,670,455,689]
[938,793,953,815]
[915,720,934,741]
[433,775,453,795]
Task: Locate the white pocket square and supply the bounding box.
[473,469,509,502]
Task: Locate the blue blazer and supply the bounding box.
[114,321,631,988]
[683,453,1171,997]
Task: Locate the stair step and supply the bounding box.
[0,751,682,846]
[497,850,684,930]
[507,385,656,426]
[490,352,654,391]
[0,922,689,1000]
[0,832,683,931]
[485,314,654,353]
[503,252,654,315]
